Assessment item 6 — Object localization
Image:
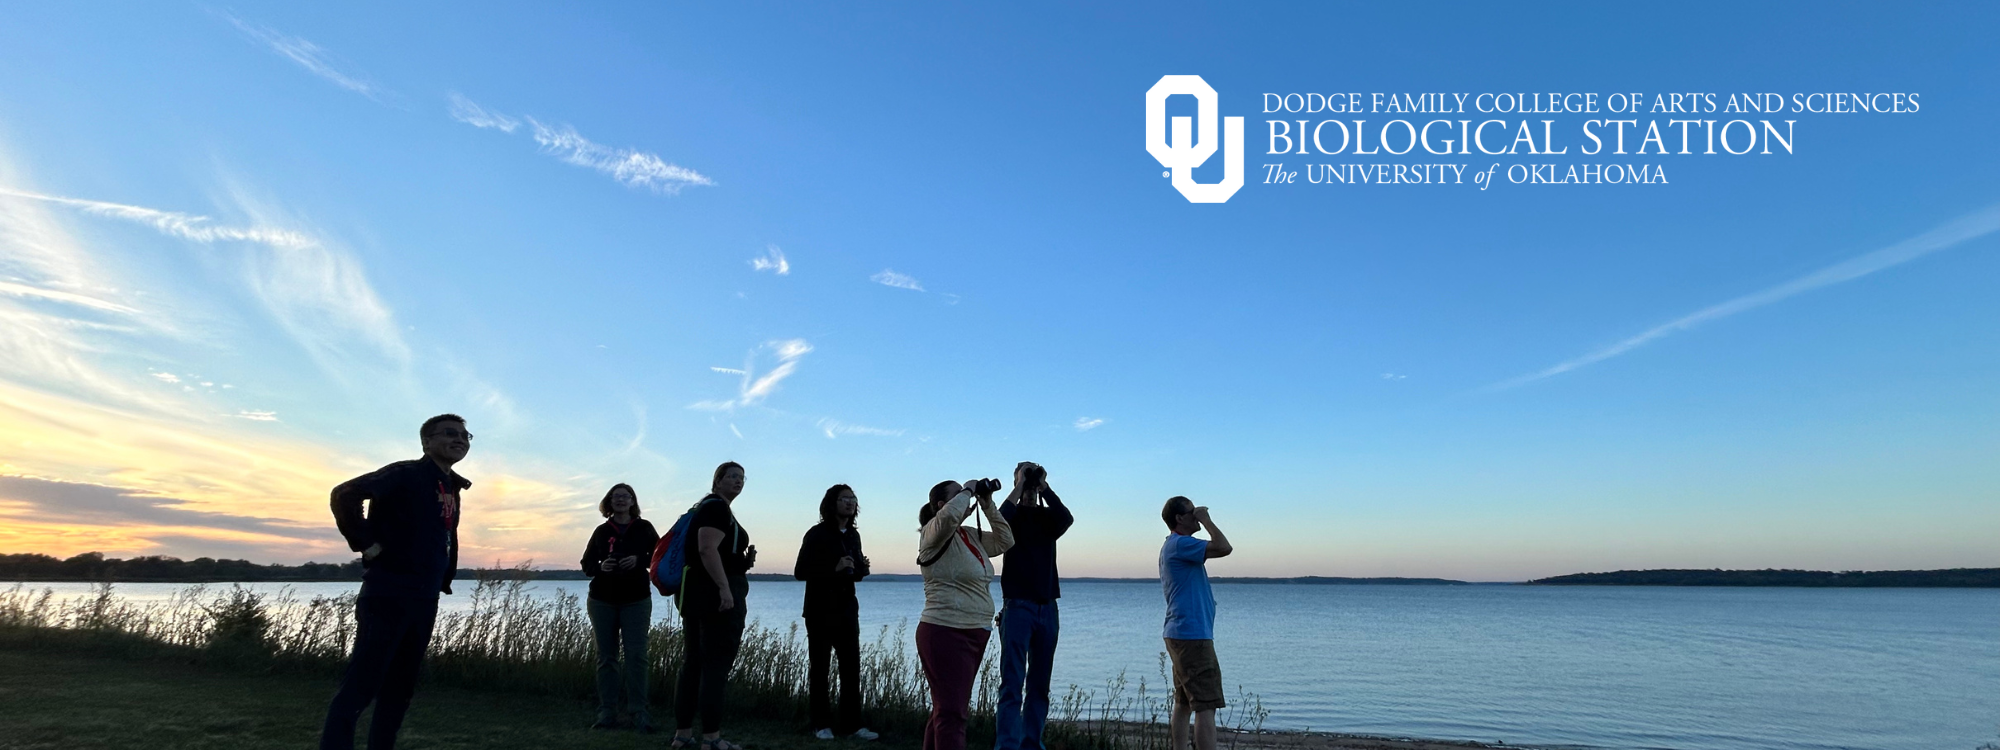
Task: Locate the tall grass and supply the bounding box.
[0,578,1267,747]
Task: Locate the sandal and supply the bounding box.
[669,736,696,750]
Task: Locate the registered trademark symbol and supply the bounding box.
[1162,170,1170,178]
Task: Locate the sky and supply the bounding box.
[0,2,1994,581]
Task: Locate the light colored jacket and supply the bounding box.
[918,489,1014,630]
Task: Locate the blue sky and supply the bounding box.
[0,2,1994,580]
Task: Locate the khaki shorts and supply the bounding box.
[1164,638,1226,712]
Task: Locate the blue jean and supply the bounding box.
[588,597,653,722]
[994,599,1059,750]
[320,595,438,750]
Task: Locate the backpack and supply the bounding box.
[649,496,735,599]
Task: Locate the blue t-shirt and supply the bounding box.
[1159,533,1214,640]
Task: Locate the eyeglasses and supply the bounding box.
[432,428,474,441]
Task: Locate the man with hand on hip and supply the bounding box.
[321,413,472,750]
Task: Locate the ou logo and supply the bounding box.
[1145,75,1245,203]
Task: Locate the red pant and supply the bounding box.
[916,621,990,750]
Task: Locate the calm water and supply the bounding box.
[18,580,1997,750]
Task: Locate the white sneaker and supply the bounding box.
[814,728,836,741]
[851,728,880,741]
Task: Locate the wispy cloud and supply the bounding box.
[218,12,387,102]
[1074,417,1105,431]
[0,188,312,249]
[0,280,135,314]
[447,92,520,132]
[709,366,746,375]
[871,269,924,291]
[11,185,408,368]
[1381,373,1408,381]
[689,339,813,411]
[0,181,213,412]
[446,95,712,194]
[751,245,790,275]
[1489,203,2000,391]
[816,418,904,439]
[528,119,712,193]
[0,150,602,567]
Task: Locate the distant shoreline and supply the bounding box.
[1526,567,2000,587]
[5,553,1995,587]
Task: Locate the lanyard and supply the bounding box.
[956,528,985,567]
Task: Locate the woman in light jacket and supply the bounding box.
[915,478,1014,750]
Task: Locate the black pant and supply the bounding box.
[320,595,439,750]
[675,601,746,733]
[806,614,863,733]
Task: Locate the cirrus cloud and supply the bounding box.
[871,269,924,291]
[689,339,814,412]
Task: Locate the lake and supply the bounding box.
[13,579,1996,750]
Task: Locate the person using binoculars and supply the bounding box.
[993,462,1072,750]
[915,477,1014,750]
[1159,496,1234,750]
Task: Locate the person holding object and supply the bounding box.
[1159,496,1233,750]
[794,484,880,741]
[916,477,1014,750]
[993,462,1072,750]
[581,483,660,732]
[320,413,471,750]
[673,462,757,750]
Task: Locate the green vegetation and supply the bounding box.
[1528,568,2000,587]
[0,577,1268,750]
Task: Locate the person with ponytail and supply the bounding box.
[671,462,756,750]
[914,477,1013,750]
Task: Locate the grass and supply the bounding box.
[0,579,1268,750]
[0,635,847,750]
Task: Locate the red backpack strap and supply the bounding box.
[956,528,985,567]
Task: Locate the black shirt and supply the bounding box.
[581,518,661,605]
[330,457,469,598]
[793,522,869,618]
[680,495,750,609]
[999,487,1073,603]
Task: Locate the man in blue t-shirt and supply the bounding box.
[1158,496,1234,750]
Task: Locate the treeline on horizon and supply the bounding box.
[0,552,602,582]
[0,552,369,582]
[1529,568,2000,587]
